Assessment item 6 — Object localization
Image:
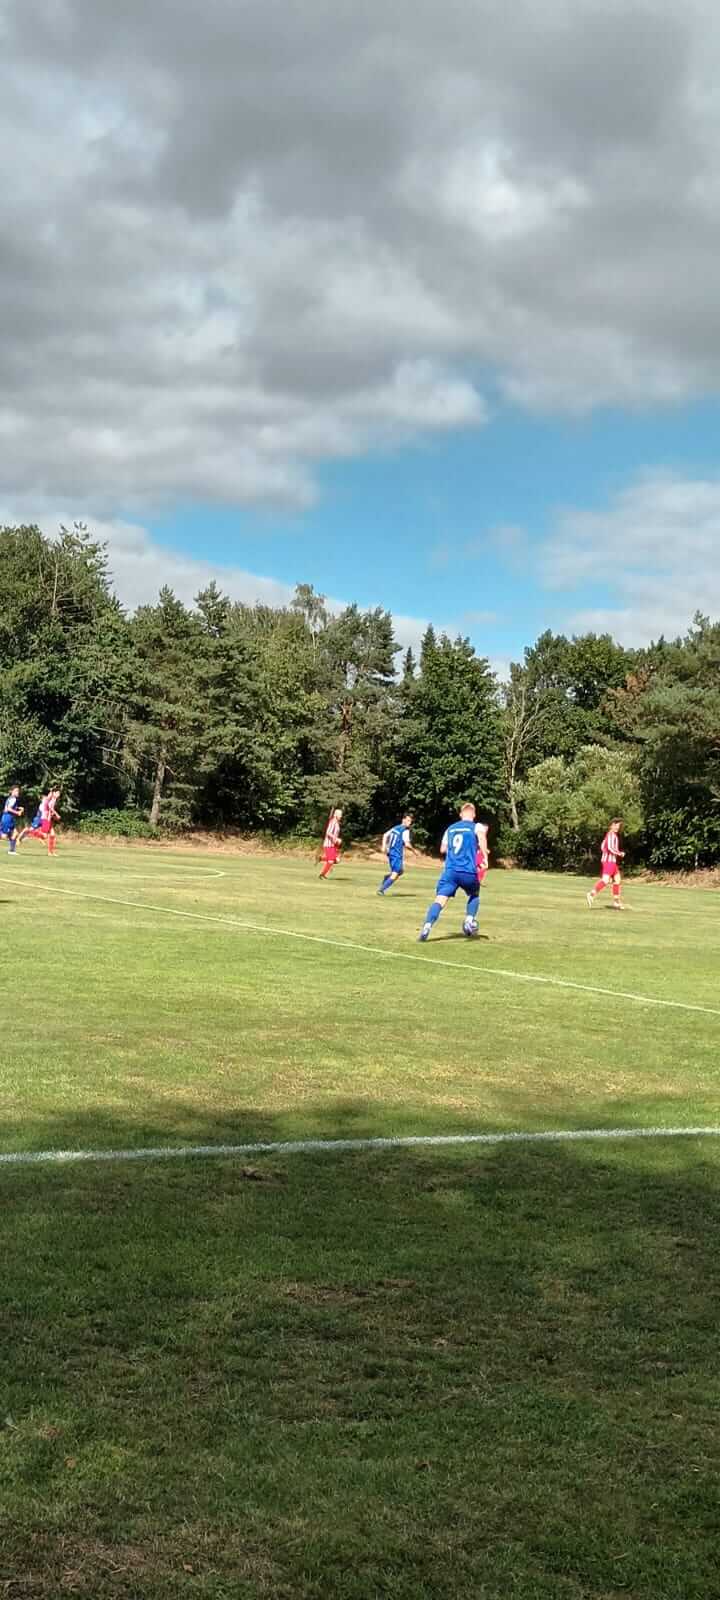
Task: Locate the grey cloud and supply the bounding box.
[3,0,720,514]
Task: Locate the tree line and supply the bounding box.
[1,523,718,870]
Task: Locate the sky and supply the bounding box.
[3,0,720,676]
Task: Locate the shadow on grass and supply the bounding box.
[3,1081,716,1159]
[2,1101,720,1599]
[3,1093,720,1600]
[374,891,423,899]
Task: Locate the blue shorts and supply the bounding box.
[0,817,15,836]
[388,852,404,877]
[436,868,480,900]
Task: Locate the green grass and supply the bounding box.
[1,845,719,1597]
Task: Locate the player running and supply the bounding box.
[378,812,416,895]
[319,807,343,879]
[18,787,61,855]
[418,802,485,941]
[0,786,23,854]
[586,819,625,910]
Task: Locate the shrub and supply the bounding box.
[514,746,643,872]
[645,805,720,870]
[74,808,155,839]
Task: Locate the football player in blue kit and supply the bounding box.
[418,802,485,941]
[0,786,23,854]
[377,812,415,895]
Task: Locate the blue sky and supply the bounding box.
[138,397,720,671]
[4,0,720,678]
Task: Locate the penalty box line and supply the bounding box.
[2,874,720,1021]
[3,1126,720,1169]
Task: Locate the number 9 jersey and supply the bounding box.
[440,820,484,877]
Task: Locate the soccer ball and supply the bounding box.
[462,917,478,938]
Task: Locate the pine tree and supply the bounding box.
[397,629,504,844]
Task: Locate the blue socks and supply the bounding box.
[424,902,443,927]
[467,894,480,919]
[379,874,394,894]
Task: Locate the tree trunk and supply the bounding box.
[50,555,60,618]
[509,786,520,832]
[150,753,166,828]
[338,699,352,771]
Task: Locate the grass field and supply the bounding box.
[2,844,720,1598]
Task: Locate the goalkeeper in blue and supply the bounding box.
[377,812,416,895]
[418,803,485,941]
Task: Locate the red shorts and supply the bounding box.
[322,845,339,864]
[30,820,52,837]
[601,860,619,878]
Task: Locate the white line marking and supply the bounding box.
[2,1125,720,1168]
[67,871,227,884]
[12,864,226,883]
[2,875,719,1020]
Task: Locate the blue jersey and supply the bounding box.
[385,823,410,862]
[1,796,19,833]
[441,820,481,877]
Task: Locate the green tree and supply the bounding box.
[127,588,203,829]
[398,629,504,844]
[512,629,636,767]
[193,591,319,831]
[609,614,720,867]
[502,662,552,832]
[502,630,637,834]
[0,523,132,811]
[515,745,643,871]
[305,603,399,835]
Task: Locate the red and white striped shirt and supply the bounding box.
[324,815,341,849]
[601,829,621,866]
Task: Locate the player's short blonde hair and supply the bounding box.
[460,802,476,818]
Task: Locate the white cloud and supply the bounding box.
[462,609,499,625]
[0,501,461,661]
[103,520,300,613]
[104,521,469,663]
[417,140,589,243]
[541,471,720,643]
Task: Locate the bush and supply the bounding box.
[514,746,644,872]
[74,808,156,839]
[645,805,720,870]
[492,822,521,862]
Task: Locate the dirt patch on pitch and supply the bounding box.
[635,867,720,891]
